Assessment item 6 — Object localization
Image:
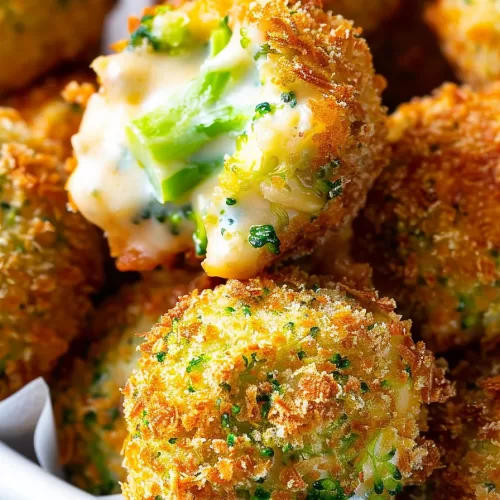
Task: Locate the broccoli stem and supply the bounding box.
[160,160,221,203]
[127,102,246,165]
[188,210,208,256]
[126,18,248,203]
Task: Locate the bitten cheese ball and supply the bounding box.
[54,270,213,495]
[0,0,114,93]
[122,270,451,499]
[425,351,500,499]
[426,0,500,85]
[323,0,400,33]
[354,84,500,352]
[68,0,387,278]
[0,109,104,401]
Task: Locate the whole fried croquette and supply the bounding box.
[68,0,388,279]
[424,352,500,499]
[322,0,400,33]
[122,269,452,499]
[353,83,500,353]
[426,0,500,85]
[0,0,114,93]
[54,270,213,495]
[0,110,104,401]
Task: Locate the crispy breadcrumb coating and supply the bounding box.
[54,270,213,495]
[424,351,500,499]
[0,109,104,401]
[69,0,388,279]
[353,83,500,353]
[122,269,451,499]
[203,0,388,279]
[3,72,96,162]
[426,0,500,85]
[0,0,114,93]
[4,71,96,159]
[322,0,400,33]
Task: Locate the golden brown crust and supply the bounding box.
[4,70,96,159]
[0,116,104,400]
[209,0,388,277]
[426,0,500,86]
[354,83,500,352]
[115,248,183,275]
[322,0,400,33]
[53,270,214,495]
[123,270,450,499]
[424,351,500,499]
[0,0,114,93]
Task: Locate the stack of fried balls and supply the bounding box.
[0,0,498,499]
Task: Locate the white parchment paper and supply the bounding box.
[0,1,153,498]
[0,379,123,499]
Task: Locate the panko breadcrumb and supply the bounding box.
[0,109,104,401]
[0,0,114,93]
[54,270,213,495]
[68,0,388,279]
[354,83,500,352]
[425,351,500,499]
[4,71,96,159]
[426,0,500,85]
[322,0,400,33]
[122,269,451,499]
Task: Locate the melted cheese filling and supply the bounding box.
[69,22,317,275]
[69,49,205,264]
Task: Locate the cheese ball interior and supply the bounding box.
[354,83,500,352]
[426,0,500,85]
[68,0,387,279]
[322,0,400,33]
[54,270,212,495]
[122,270,451,499]
[0,108,104,400]
[0,0,114,93]
[425,351,500,499]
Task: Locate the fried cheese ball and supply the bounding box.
[426,0,500,85]
[322,0,400,33]
[0,0,114,93]
[68,0,387,279]
[122,270,451,499]
[353,83,500,353]
[54,270,213,495]
[0,109,104,401]
[424,352,500,499]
